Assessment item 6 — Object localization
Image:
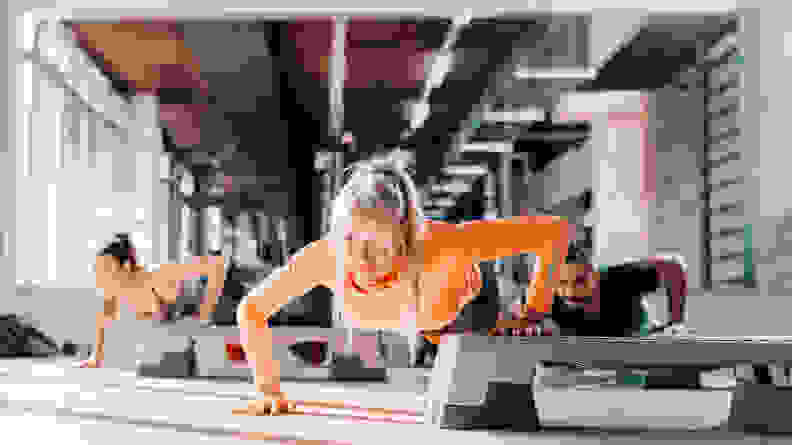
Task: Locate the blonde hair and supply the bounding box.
[329,153,424,257]
[329,152,425,329]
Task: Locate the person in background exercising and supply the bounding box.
[80,234,224,368]
[507,243,688,337]
[416,244,688,368]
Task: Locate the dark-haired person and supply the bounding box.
[80,234,224,368]
[506,244,689,386]
[507,244,688,337]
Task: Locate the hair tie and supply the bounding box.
[128,247,138,265]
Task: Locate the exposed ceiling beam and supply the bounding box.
[403,10,471,136]
[451,15,556,156]
[409,17,551,186]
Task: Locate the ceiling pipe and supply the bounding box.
[453,16,567,152]
[329,16,348,141]
[401,10,472,139]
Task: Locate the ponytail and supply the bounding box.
[98,233,138,268]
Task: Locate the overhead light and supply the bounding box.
[443,164,488,176]
[460,142,513,153]
[406,100,431,130]
[513,67,597,80]
[432,181,471,194]
[433,197,456,208]
[428,51,455,89]
[481,108,544,123]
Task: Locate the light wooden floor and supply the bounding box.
[0,358,781,444]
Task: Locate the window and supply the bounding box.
[702,30,754,290]
[22,60,34,177]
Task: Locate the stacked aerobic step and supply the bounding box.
[102,319,411,381]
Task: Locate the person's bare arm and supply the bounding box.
[93,294,118,363]
[238,239,332,403]
[156,256,225,321]
[84,257,119,367]
[194,256,224,321]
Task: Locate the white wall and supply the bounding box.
[545,91,651,267]
[11,19,168,348]
[591,103,652,267]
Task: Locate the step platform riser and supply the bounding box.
[102,321,411,380]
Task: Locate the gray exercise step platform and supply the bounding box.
[102,318,197,378]
[194,326,403,381]
[427,334,792,433]
[105,320,411,380]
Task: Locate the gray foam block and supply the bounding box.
[193,327,411,380]
[330,354,387,381]
[102,317,194,375]
[193,327,345,380]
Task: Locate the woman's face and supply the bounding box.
[343,207,409,285]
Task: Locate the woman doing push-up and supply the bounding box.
[235,153,572,415]
[81,234,224,368]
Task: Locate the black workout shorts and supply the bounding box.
[552,260,661,337]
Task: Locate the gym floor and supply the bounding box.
[0,358,785,444]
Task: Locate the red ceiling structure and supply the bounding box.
[71,18,436,150]
[287,17,430,89]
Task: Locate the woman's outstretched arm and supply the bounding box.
[238,239,333,397]
[85,256,121,367]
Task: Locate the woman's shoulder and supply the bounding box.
[292,238,336,274]
[421,219,457,236]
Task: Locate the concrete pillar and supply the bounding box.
[129,93,167,266]
[167,159,184,263]
[178,168,196,263]
[557,91,651,268]
[204,206,223,254]
[329,16,347,332]
[497,153,518,305]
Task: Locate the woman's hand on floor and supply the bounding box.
[232,392,296,416]
[75,358,103,368]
